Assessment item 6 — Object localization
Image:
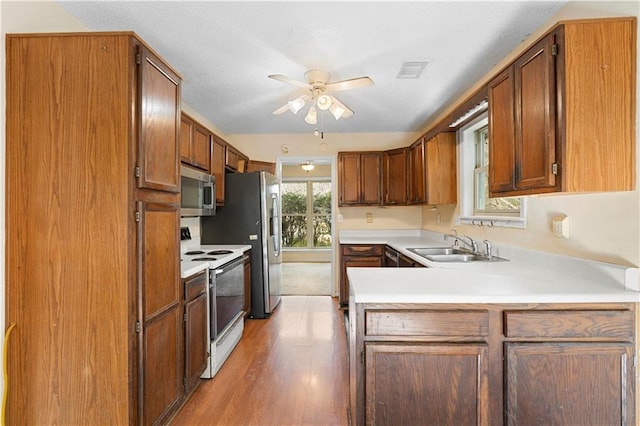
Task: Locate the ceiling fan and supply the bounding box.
[269,69,374,125]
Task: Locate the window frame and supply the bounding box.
[457,112,527,229]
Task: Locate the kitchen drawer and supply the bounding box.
[366,310,489,337]
[184,270,207,301]
[342,244,383,256]
[504,310,635,340]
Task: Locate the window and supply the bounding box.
[281,180,332,248]
[458,113,526,228]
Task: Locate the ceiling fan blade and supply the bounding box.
[268,74,311,89]
[325,76,374,93]
[328,96,354,119]
[272,103,290,115]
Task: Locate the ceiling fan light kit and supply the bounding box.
[269,69,373,129]
[288,96,306,114]
[316,94,332,110]
[304,106,317,125]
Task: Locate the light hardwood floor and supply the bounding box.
[171,296,350,425]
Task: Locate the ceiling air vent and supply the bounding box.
[396,61,429,79]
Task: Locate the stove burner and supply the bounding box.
[185,250,205,255]
[192,257,217,261]
[207,250,233,255]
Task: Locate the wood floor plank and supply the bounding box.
[171,296,349,425]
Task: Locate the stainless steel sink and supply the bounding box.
[423,253,484,262]
[407,247,508,263]
[407,247,468,256]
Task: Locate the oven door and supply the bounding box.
[214,256,245,336]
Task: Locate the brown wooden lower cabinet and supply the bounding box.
[339,244,384,306]
[183,270,209,395]
[365,342,489,425]
[349,302,636,426]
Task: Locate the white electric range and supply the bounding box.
[180,242,251,379]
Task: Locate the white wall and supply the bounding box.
[421,0,640,267]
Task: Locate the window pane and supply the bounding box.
[282,214,307,247]
[282,182,307,214]
[312,182,331,214]
[475,170,489,211]
[313,215,332,247]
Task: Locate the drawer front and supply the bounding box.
[184,270,207,301]
[342,244,383,256]
[366,310,489,337]
[504,310,635,340]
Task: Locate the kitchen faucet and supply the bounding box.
[444,231,478,254]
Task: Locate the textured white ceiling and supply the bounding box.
[57,1,568,135]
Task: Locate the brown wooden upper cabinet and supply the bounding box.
[489,18,636,197]
[408,138,426,204]
[211,135,226,205]
[338,152,383,206]
[247,160,276,175]
[407,133,457,206]
[426,132,457,205]
[180,113,211,172]
[226,145,248,173]
[383,148,408,205]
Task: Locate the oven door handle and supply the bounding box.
[215,256,245,275]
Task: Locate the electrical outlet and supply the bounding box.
[366,212,373,223]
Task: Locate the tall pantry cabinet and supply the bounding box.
[6,33,182,425]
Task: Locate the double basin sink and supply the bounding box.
[408,247,507,263]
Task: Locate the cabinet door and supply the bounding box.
[505,343,634,425]
[180,115,193,164]
[192,124,211,172]
[184,292,208,393]
[137,45,181,193]
[211,136,226,205]
[247,160,276,175]
[361,153,383,205]
[338,153,361,205]
[226,147,240,171]
[139,201,182,425]
[409,139,426,204]
[514,32,557,191]
[488,67,516,194]
[340,255,382,305]
[365,343,489,426]
[426,132,457,205]
[383,148,408,205]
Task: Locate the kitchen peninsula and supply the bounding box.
[344,230,638,425]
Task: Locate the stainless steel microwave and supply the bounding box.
[180,166,216,216]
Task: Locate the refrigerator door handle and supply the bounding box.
[271,193,280,257]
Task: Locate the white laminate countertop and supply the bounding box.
[342,229,640,304]
[180,244,251,279]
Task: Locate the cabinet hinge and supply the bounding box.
[184,313,187,322]
[135,211,141,222]
[551,44,558,56]
[360,351,365,365]
[552,163,558,175]
[135,321,141,333]
[135,53,142,65]
[135,166,141,178]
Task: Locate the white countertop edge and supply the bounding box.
[347,267,640,304]
[180,261,208,279]
[339,229,638,291]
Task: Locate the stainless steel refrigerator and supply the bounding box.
[201,171,282,318]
